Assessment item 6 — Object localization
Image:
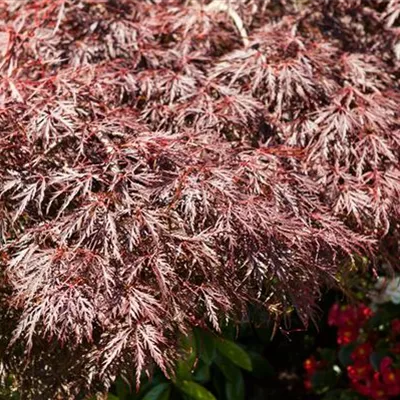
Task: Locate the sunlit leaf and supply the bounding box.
[216,339,252,371]
[178,381,216,400]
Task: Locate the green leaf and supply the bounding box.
[366,311,387,329]
[254,324,272,345]
[194,329,216,366]
[225,369,245,400]
[210,366,225,400]
[107,395,119,400]
[115,377,130,400]
[237,322,253,339]
[192,361,210,384]
[215,339,252,371]
[382,303,400,319]
[322,389,344,400]
[157,387,171,400]
[177,381,216,400]
[176,332,197,380]
[323,389,368,400]
[142,383,171,400]
[311,370,338,394]
[322,389,366,400]
[247,352,274,378]
[214,354,242,382]
[136,375,166,399]
[339,389,368,400]
[180,332,197,365]
[175,359,195,381]
[221,324,236,341]
[338,343,357,367]
[370,351,390,372]
[319,348,337,364]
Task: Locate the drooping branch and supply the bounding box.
[0,0,398,398]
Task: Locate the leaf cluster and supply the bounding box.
[0,0,398,397]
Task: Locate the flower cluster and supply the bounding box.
[349,356,400,400]
[306,302,400,399]
[303,356,326,391]
[328,303,373,345]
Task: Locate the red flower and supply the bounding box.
[370,387,389,400]
[304,379,312,391]
[351,381,371,396]
[391,319,400,336]
[380,357,393,373]
[303,356,326,391]
[351,342,373,362]
[391,342,400,354]
[328,303,341,326]
[332,304,359,327]
[328,303,372,330]
[351,380,374,398]
[304,356,318,374]
[351,374,389,400]
[303,357,316,391]
[348,362,374,382]
[348,357,400,399]
[337,326,359,345]
[358,304,373,321]
[329,303,373,347]
[379,357,400,396]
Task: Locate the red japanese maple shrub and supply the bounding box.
[0,0,399,398]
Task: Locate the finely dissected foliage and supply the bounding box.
[0,0,399,397]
